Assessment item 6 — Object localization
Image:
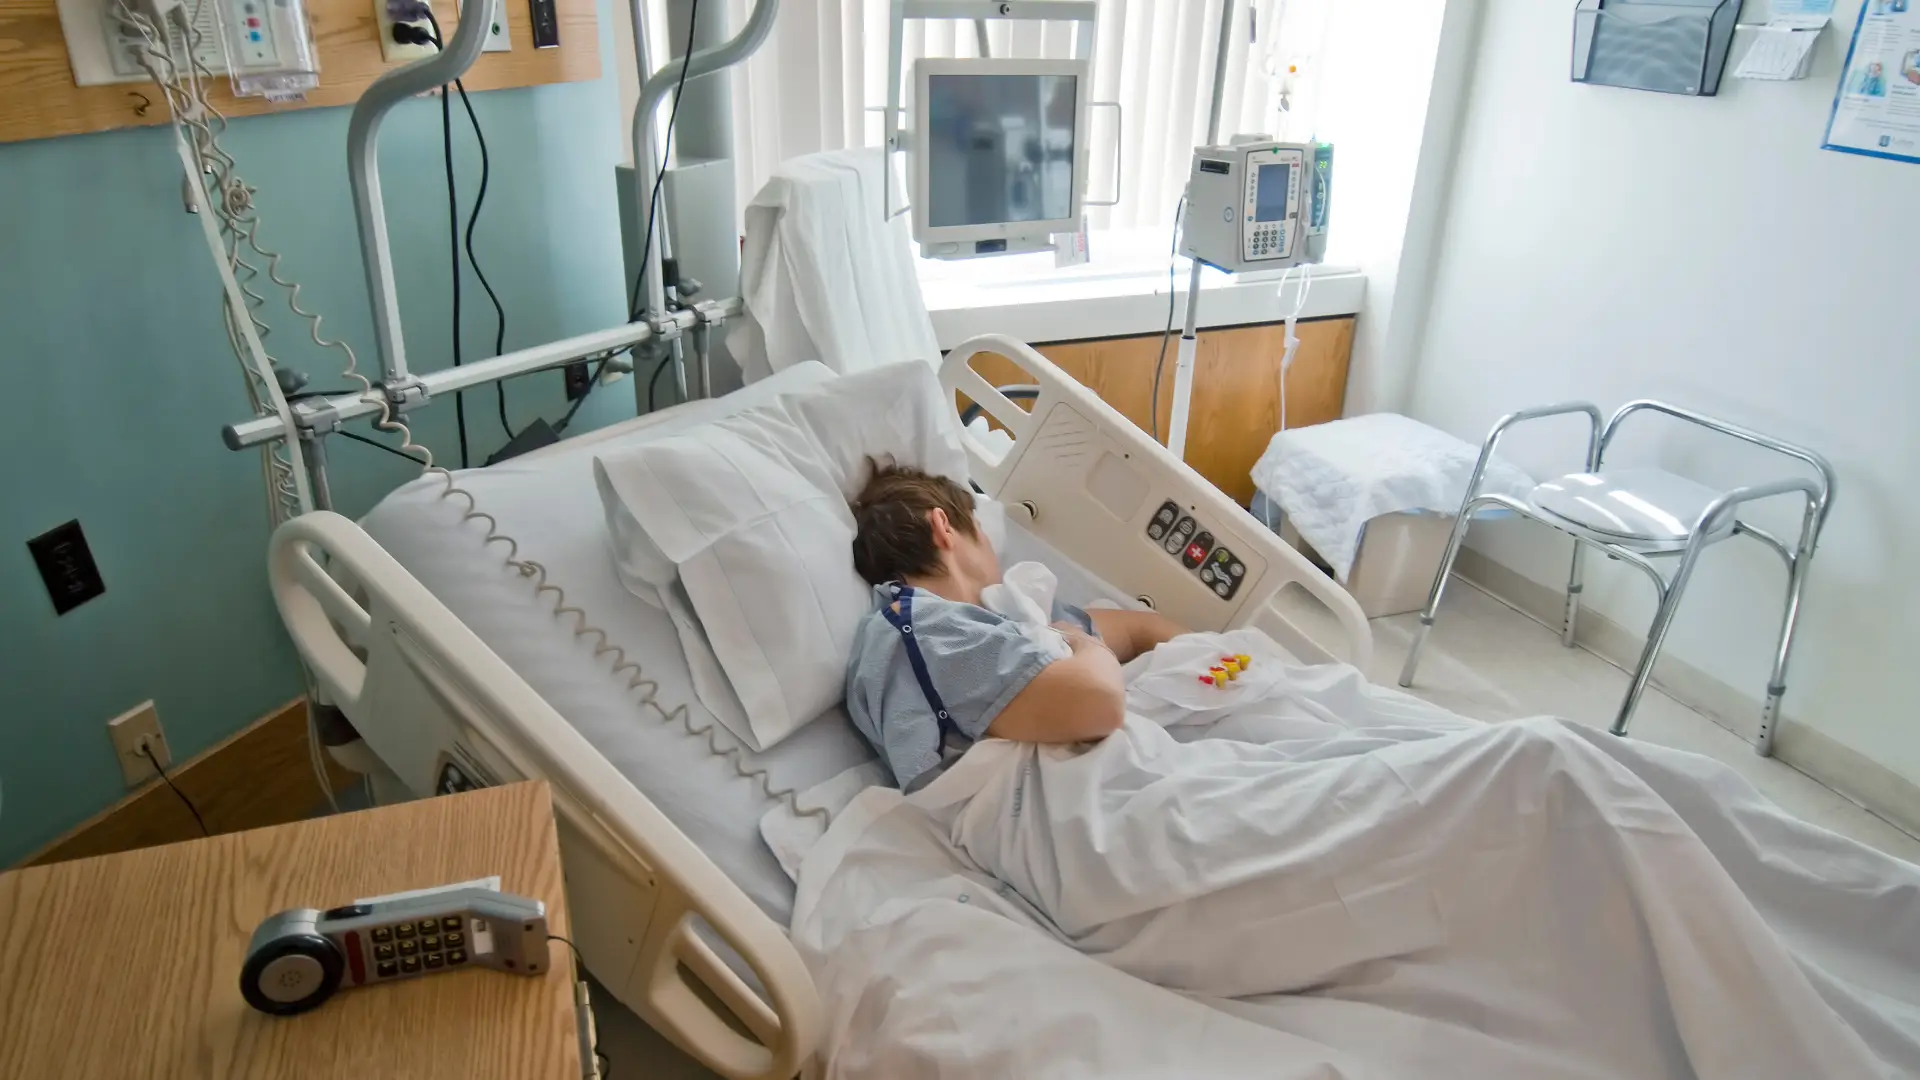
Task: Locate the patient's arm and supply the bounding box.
[1087,608,1189,663]
[985,624,1126,744]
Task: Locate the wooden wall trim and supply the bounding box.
[1031,312,1357,350]
[0,0,599,145]
[962,317,1356,505]
[20,698,358,867]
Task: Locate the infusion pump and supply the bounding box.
[1179,138,1332,274]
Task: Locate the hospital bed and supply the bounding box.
[270,336,1373,1078]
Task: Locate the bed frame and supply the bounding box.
[269,338,1372,1079]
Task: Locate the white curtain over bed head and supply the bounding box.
[715,0,1328,231]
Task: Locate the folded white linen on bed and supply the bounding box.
[729,149,941,384]
[792,630,1920,1079]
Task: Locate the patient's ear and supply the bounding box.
[927,507,956,550]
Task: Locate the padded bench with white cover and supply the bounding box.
[1250,412,1533,617]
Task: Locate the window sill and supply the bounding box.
[918,229,1364,348]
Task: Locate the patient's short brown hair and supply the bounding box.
[850,461,977,585]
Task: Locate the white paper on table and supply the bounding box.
[1735,16,1827,80]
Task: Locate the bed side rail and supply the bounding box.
[269,512,820,1080]
[943,335,1373,669]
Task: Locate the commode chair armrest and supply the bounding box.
[1481,401,1605,475]
[1690,477,1828,544]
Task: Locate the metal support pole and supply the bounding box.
[346,0,494,387]
[304,435,334,513]
[631,0,781,334]
[222,301,741,450]
[1165,0,1238,461]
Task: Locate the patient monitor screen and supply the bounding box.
[926,73,1078,228]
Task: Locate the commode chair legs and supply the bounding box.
[1398,400,1833,756]
[1396,494,1495,690]
[1560,543,1584,647]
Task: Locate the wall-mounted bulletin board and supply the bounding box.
[0,0,598,145]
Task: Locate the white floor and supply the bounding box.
[1369,578,1920,865]
[590,576,1920,1077]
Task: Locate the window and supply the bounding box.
[707,0,1332,231]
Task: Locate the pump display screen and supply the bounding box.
[1254,162,1292,222]
[926,73,1078,228]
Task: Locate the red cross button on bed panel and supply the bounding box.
[1183,532,1215,569]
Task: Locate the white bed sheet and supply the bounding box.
[359,393,1133,927]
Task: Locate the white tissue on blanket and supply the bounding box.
[1250,412,1534,581]
[791,628,1920,1079]
[979,561,1070,661]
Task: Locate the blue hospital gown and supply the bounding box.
[844,583,1094,790]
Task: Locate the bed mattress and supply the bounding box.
[359,376,1128,926]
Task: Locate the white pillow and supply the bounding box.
[597,362,837,608]
[785,361,970,496]
[593,362,970,751]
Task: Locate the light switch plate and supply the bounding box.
[108,700,171,788]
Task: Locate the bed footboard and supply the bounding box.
[270,512,821,1080]
[943,335,1374,669]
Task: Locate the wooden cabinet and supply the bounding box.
[965,317,1355,505]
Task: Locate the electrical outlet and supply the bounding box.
[474,0,511,52]
[27,519,105,616]
[108,701,171,789]
[563,361,591,400]
[376,0,437,63]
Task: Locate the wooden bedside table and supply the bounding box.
[0,781,582,1080]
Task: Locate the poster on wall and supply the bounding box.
[1823,0,1920,163]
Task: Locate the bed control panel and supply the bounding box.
[241,886,549,1016]
[1145,500,1247,601]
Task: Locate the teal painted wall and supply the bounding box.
[0,34,642,862]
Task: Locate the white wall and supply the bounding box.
[1312,0,1478,415]
[1406,0,1920,784]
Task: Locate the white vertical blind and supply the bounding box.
[714,0,1328,231]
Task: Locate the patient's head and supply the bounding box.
[850,461,1000,603]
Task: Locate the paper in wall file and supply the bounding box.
[1735,19,1826,80]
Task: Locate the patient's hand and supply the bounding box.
[1086,609,1189,664]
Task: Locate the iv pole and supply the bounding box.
[1165,0,1241,462]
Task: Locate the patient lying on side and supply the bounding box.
[843,463,1186,791]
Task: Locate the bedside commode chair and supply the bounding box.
[1396,400,1834,756]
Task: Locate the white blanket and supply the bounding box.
[790,630,1920,1079]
